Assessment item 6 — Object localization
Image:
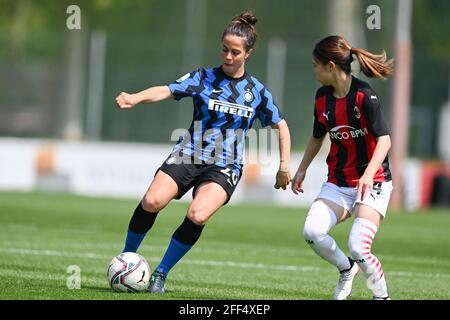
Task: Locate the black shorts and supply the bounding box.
[156,158,242,205]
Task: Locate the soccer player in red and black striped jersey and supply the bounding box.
[292,36,394,300]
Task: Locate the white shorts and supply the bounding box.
[315,181,393,217]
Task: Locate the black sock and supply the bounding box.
[128,201,158,234]
[172,216,205,246]
[155,217,205,274]
[340,257,355,273]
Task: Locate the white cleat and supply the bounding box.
[333,260,360,300]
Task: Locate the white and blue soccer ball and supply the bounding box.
[107,252,151,292]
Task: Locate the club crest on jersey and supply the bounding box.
[244,90,254,103]
[208,99,253,118]
[354,105,361,119]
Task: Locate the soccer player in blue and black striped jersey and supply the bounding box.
[115,12,291,293]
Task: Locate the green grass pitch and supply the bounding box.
[0,192,449,300]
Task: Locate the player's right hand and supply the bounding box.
[116,92,139,109]
[291,170,306,195]
[274,169,291,190]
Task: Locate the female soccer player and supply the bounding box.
[115,12,291,293]
[291,35,394,300]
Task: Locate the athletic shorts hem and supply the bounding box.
[315,181,393,217]
[192,179,232,205]
[156,159,241,205]
[155,167,187,200]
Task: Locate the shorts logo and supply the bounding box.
[208,99,253,118]
[220,168,239,186]
[370,182,382,200]
[166,157,176,165]
[244,90,254,103]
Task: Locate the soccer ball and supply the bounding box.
[107,252,151,292]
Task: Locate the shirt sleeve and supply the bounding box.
[258,88,284,127]
[312,88,328,138]
[313,107,327,138]
[167,68,203,101]
[362,89,390,137]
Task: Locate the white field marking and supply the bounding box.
[0,247,317,272]
[1,247,450,279]
[1,269,66,281]
[4,238,450,267]
[1,237,449,266]
[379,254,450,268]
[2,224,101,234]
[4,225,447,264]
[0,239,317,258]
[0,240,171,253]
[0,269,104,287]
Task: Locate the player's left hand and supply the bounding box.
[356,174,374,201]
[274,169,291,190]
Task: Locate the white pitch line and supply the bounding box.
[1,247,450,279]
[0,238,317,257]
[0,247,317,272]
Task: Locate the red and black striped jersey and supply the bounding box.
[313,76,392,187]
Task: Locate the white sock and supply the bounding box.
[348,217,389,298]
[303,201,351,271]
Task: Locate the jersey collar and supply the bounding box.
[218,66,248,81]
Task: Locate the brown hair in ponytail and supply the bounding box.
[222,12,258,51]
[313,35,394,79]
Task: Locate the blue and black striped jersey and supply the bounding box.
[167,66,283,172]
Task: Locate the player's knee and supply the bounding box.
[348,235,366,260]
[303,219,327,244]
[187,206,208,225]
[303,203,331,244]
[141,194,166,212]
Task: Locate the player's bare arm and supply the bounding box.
[116,86,173,109]
[272,119,292,190]
[292,135,325,194]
